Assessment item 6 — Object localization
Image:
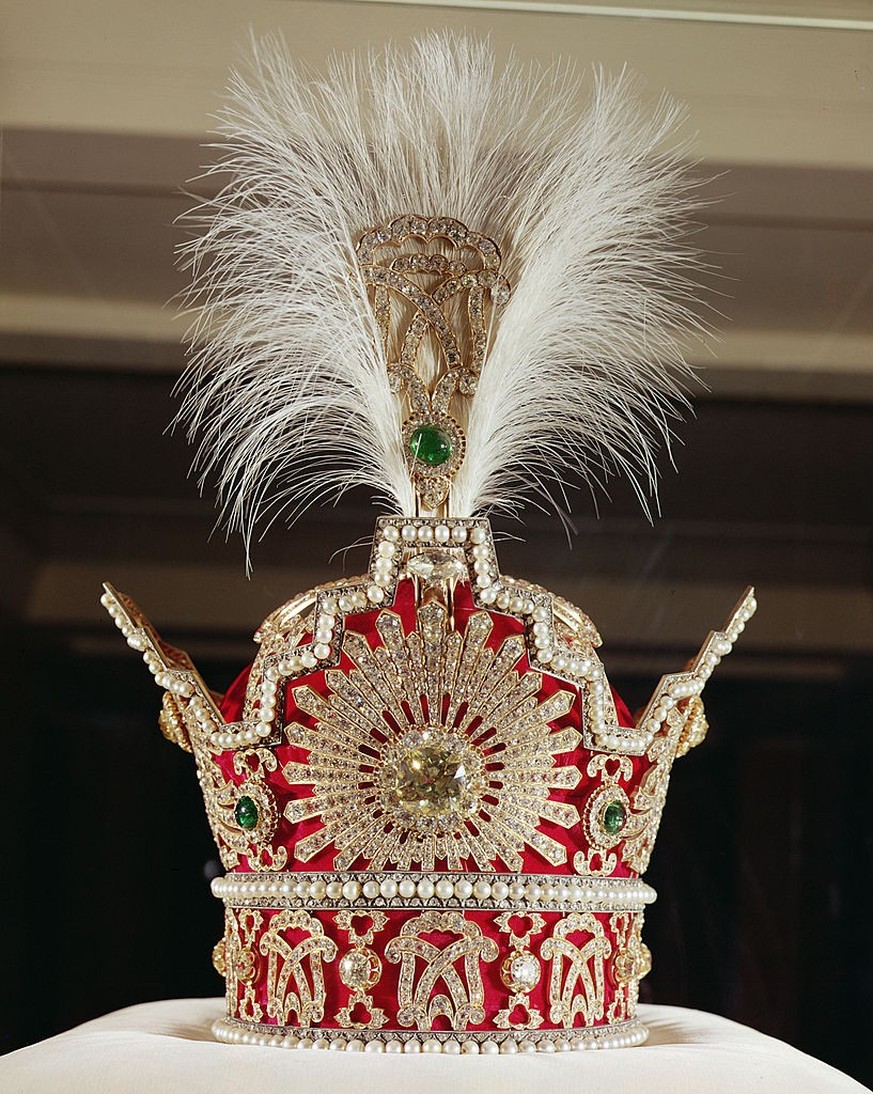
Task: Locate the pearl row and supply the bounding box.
[635,586,757,742]
[100,585,219,736]
[212,1018,647,1053]
[211,872,657,909]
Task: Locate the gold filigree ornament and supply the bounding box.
[385,910,499,1030]
[283,599,580,872]
[205,748,286,872]
[576,754,645,876]
[541,912,611,1029]
[225,908,264,1022]
[357,215,510,512]
[333,910,388,1029]
[260,909,338,1027]
[495,911,546,1030]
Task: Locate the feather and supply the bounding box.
[176,32,712,558]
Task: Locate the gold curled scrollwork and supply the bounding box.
[607,912,651,1024]
[225,908,263,1022]
[385,910,499,1031]
[623,706,688,873]
[260,909,338,1027]
[541,912,611,1029]
[197,748,286,872]
[575,755,641,876]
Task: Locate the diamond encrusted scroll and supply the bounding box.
[357,216,510,510]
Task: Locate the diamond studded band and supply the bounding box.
[212,1016,649,1054]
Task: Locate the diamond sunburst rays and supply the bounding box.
[282,602,582,872]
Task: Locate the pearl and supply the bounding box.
[461,1040,480,1054]
[480,1041,499,1055]
[403,1040,421,1054]
[417,525,434,542]
[364,1040,384,1053]
[382,525,400,542]
[377,540,396,557]
[443,1040,461,1055]
[342,880,361,900]
[313,643,331,660]
[470,526,487,544]
[385,1040,404,1053]
[309,879,326,899]
[401,525,417,541]
[500,1040,518,1054]
[454,879,473,899]
[362,881,380,899]
[326,881,343,898]
[423,1039,442,1054]
[417,878,435,899]
[450,526,467,543]
[473,880,491,900]
[491,881,509,901]
[434,525,450,543]
[380,879,398,898]
[367,586,385,604]
[435,878,454,899]
[399,879,417,898]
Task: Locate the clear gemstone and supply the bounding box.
[406,551,466,581]
[504,952,541,992]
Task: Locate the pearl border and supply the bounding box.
[211,871,657,912]
[212,1016,648,1053]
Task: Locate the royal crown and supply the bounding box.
[102,35,755,1054]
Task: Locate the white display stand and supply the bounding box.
[1,998,868,1093]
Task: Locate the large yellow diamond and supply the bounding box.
[391,740,470,816]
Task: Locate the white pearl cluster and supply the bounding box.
[100,585,218,736]
[212,1018,648,1053]
[211,872,657,910]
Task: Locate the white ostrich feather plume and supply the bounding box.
[177,32,712,557]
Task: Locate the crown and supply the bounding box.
[101,35,755,1054]
[102,523,754,1054]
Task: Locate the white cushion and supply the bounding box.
[1,999,866,1093]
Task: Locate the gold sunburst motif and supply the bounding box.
[282,600,581,871]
